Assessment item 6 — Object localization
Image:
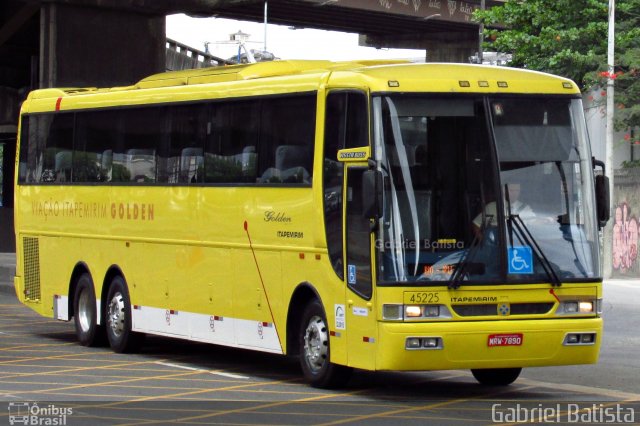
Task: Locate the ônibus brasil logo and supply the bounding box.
[8,402,73,425]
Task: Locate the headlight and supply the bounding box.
[405,305,423,317]
[578,301,594,313]
[383,304,452,320]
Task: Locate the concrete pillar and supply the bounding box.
[39,3,166,88]
[0,86,18,253]
[0,136,15,253]
[360,31,478,63]
[0,87,19,133]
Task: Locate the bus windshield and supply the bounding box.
[373,95,600,284]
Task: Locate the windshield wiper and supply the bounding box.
[448,214,492,289]
[505,184,561,287]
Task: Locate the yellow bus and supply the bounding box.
[14,60,610,388]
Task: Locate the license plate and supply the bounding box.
[488,333,523,347]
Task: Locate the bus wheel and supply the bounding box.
[73,273,105,346]
[299,300,352,388]
[471,368,522,386]
[105,276,144,353]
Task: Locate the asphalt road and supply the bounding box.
[0,261,638,425]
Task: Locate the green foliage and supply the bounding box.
[621,159,640,169]
[475,0,608,87]
[475,0,640,150]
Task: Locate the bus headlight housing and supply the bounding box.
[383,304,452,321]
[557,299,597,315]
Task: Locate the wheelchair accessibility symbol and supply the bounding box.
[508,246,533,274]
[348,264,357,284]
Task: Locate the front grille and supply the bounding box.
[452,303,554,317]
[511,303,554,315]
[452,304,497,316]
[23,237,41,301]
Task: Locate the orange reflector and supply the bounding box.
[299,253,305,259]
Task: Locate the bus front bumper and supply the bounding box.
[375,317,602,371]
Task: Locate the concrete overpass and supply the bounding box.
[0,0,501,252]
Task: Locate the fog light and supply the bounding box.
[406,338,421,349]
[566,334,579,344]
[581,333,595,344]
[423,338,439,348]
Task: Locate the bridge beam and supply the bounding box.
[39,2,166,88]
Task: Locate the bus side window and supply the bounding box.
[120,108,164,184]
[166,103,207,184]
[37,113,74,183]
[258,94,315,184]
[205,100,259,184]
[324,90,368,279]
[75,109,119,183]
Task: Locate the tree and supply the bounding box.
[475,0,640,145]
[606,1,640,138]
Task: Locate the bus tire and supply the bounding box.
[471,368,522,386]
[299,300,352,388]
[73,273,106,346]
[105,276,144,353]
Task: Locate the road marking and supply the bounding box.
[0,393,21,399]
[518,377,640,400]
[0,342,77,353]
[155,361,249,379]
[15,369,202,395]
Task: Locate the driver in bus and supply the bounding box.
[472,182,534,241]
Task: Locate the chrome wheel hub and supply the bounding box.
[107,292,125,337]
[303,315,328,373]
[77,287,92,332]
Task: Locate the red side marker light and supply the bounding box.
[55,97,62,111]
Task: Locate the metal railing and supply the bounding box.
[166,38,232,71]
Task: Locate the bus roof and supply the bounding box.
[23,60,580,112]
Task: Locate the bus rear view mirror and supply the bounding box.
[595,174,610,228]
[362,170,383,221]
[592,157,610,228]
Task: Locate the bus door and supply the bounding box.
[344,165,377,370]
